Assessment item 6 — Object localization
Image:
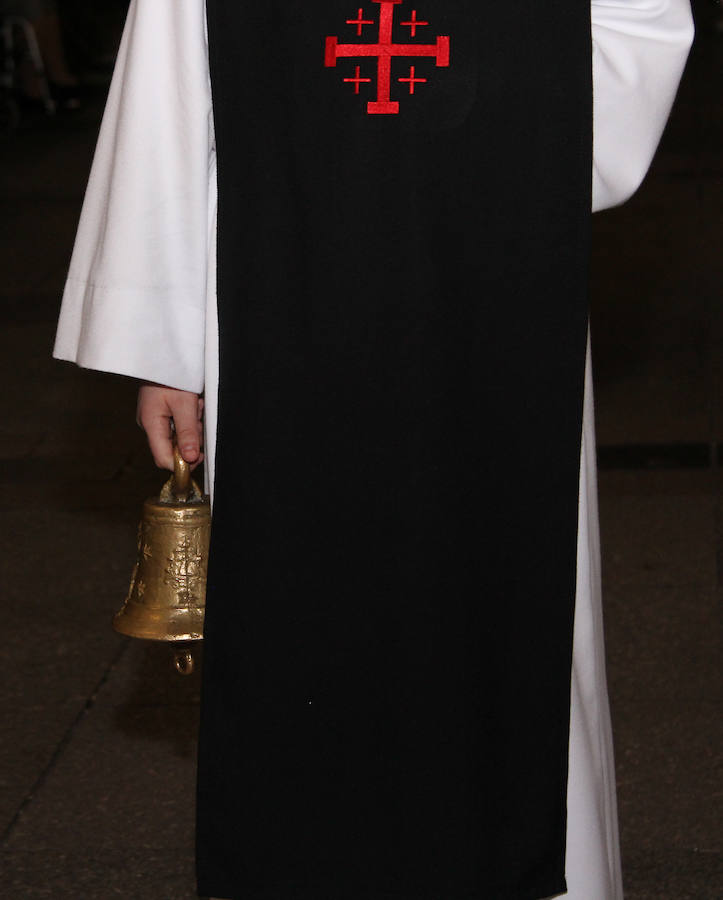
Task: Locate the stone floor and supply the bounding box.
[0,6,721,900]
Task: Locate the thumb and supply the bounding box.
[171,395,203,464]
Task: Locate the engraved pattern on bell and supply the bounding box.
[163,532,207,607]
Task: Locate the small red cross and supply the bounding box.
[343,65,372,94]
[346,8,375,36]
[400,10,428,37]
[398,65,427,94]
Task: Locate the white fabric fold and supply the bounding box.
[592,0,694,210]
[565,338,623,898]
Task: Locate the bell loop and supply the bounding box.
[158,445,204,506]
[172,445,191,500]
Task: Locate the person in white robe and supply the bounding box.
[52,2,694,897]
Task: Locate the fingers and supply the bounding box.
[137,385,174,470]
[172,392,203,465]
[137,384,204,471]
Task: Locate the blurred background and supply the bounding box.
[0,1,721,897]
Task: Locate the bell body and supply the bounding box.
[114,489,210,643]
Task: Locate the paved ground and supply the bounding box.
[1,5,721,899]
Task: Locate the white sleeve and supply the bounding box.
[591,0,694,212]
[53,0,214,393]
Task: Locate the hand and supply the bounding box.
[136,383,204,471]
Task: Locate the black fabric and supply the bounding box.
[197,2,592,898]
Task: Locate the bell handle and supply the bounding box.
[172,444,192,501]
[158,431,205,504]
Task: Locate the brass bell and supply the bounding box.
[114,445,211,675]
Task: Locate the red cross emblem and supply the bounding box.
[325,1,450,115]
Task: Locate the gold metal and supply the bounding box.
[174,645,195,675]
[114,446,210,673]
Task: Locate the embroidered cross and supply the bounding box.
[325,1,450,115]
[346,8,375,36]
[400,10,428,37]
[344,65,372,94]
[398,65,426,94]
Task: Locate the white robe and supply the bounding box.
[52,2,694,897]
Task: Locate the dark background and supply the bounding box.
[0,1,721,897]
